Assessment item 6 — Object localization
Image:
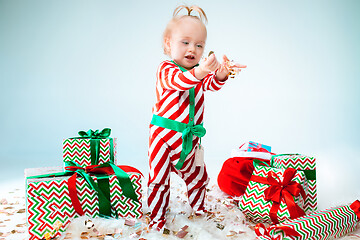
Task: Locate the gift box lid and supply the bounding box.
[25,166,67,183]
[271,154,316,171]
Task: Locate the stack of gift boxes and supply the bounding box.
[227,141,359,240]
[25,128,143,240]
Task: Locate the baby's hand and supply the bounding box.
[216,55,247,81]
[216,56,230,81]
[200,53,220,72]
[195,54,220,80]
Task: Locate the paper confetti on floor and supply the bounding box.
[0,174,359,240]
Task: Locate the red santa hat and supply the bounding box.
[217,157,270,196]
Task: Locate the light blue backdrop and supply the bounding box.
[1,0,359,208]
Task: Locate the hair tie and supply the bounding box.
[173,5,208,24]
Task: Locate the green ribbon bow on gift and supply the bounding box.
[64,161,139,200]
[71,128,114,165]
[78,128,111,139]
[64,161,139,217]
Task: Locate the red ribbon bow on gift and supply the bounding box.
[66,164,142,176]
[66,164,117,175]
[255,223,300,240]
[251,167,306,224]
[350,200,360,221]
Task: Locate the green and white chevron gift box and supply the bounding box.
[63,128,117,168]
[25,166,142,240]
[239,164,307,224]
[271,154,317,213]
[255,200,360,240]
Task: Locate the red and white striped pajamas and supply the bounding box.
[148,60,226,230]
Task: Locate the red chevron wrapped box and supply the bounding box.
[63,132,117,168]
[271,154,317,213]
[25,166,142,240]
[238,164,307,224]
[256,200,360,240]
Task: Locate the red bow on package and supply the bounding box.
[251,168,306,224]
[255,223,300,240]
[350,200,360,221]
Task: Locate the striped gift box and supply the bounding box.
[271,154,317,213]
[63,138,117,168]
[239,164,307,224]
[256,200,360,240]
[25,166,142,240]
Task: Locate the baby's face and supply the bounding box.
[166,17,207,70]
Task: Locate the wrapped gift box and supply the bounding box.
[63,128,117,168]
[239,141,272,153]
[256,200,360,240]
[239,164,307,224]
[271,154,317,213]
[232,141,273,160]
[25,166,142,240]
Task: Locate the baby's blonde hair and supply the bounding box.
[163,5,208,56]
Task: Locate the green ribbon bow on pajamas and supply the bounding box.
[179,123,206,168]
[151,61,206,170]
[151,114,206,170]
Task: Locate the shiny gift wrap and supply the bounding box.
[63,128,117,168]
[25,166,142,240]
[256,200,360,240]
[271,154,317,213]
[239,164,307,224]
[239,141,272,153]
[232,141,273,161]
